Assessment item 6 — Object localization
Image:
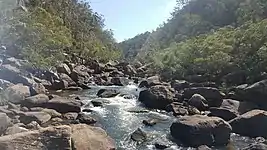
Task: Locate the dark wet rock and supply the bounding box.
[82,109,93,113]
[138,75,161,88]
[51,79,68,90]
[209,107,238,121]
[58,73,76,87]
[65,86,83,91]
[171,80,190,91]
[0,79,13,90]
[56,63,71,75]
[43,70,60,82]
[131,128,147,142]
[229,110,267,138]
[109,77,123,86]
[23,94,50,108]
[4,84,31,104]
[170,115,232,147]
[242,143,267,150]
[63,112,78,120]
[139,85,174,109]
[223,71,247,86]
[91,100,104,107]
[188,94,209,111]
[70,65,90,84]
[197,145,212,150]
[4,124,28,135]
[0,125,71,150]
[142,119,158,126]
[166,102,189,116]
[0,113,11,135]
[77,113,97,125]
[71,124,116,150]
[183,87,225,107]
[155,142,169,149]
[19,111,51,125]
[45,97,82,113]
[97,89,119,98]
[41,108,61,118]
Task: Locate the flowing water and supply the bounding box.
[62,83,258,150]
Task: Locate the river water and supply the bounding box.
[63,83,257,150]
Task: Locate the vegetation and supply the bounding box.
[0,0,120,68]
[120,0,267,84]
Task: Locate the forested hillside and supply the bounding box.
[0,0,120,68]
[120,0,267,84]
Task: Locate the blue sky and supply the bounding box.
[89,0,177,42]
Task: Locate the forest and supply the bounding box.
[120,0,267,84]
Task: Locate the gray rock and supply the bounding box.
[23,94,50,108]
[131,128,147,142]
[97,89,119,98]
[4,84,30,104]
[56,63,71,75]
[0,113,11,135]
[188,94,208,111]
[19,112,51,125]
[4,124,28,135]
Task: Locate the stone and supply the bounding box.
[97,89,120,98]
[70,65,90,84]
[77,113,97,125]
[51,79,68,90]
[4,124,28,135]
[138,75,161,88]
[65,86,83,91]
[229,110,267,138]
[0,125,71,150]
[170,115,232,147]
[110,77,123,86]
[45,97,82,113]
[58,73,76,87]
[41,108,62,118]
[142,119,158,126]
[71,124,116,150]
[188,94,209,111]
[91,99,104,107]
[131,128,147,142]
[56,63,71,75]
[63,112,79,120]
[30,82,46,95]
[171,80,190,91]
[19,112,51,125]
[139,85,174,109]
[166,102,188,116]
[25,121,41,130]
[4,84,30,104]
[23,94,50,108]
[0,79,13,90]
[183,87,225,107]
[154,142,169,149]
[242,143,267,150]
[0,113,11,135]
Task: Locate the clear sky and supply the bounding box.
[89,0,177,42]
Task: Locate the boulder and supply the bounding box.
[41,108,62,118]
[23,94,49,108]
[142,119,158,126]
[139,85,174,109]
[229,110,267,138]
[166,102,189,116]
[51,79,68,90]
[4,124,28,135]
[131,128,147,142]
[183,87,225,107]
[71,124,115,150]
[188,94,209,111]
[109,77,123,86]
[30,82,46,95]
[171,80,190,91]
[138,75,161,88]
[19,112,51,125]
[170,115,232,147]
[0,79,13,90]
[58,73,76,87]
[0,113,11,134]
[45,97,82,113]
[70,65,90,84]
[77,113,97,125]
[0,125,71,150]
[154,142,169,149]
[97,89,120,98]
[56,63,71,75]
[4,84,31,104]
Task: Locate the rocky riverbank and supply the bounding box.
[1,53,267,149]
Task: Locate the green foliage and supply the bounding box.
[0,0,121,68]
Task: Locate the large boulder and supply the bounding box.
[188,94,209,111]
[209,99,258,121]
[0,113,11,135]
[183,87,225,107]
[229,110,267,138]
[0,125,71,150]
[58,73,76,87]
[139,85,174,109]
[4,84,31,104]
[56,63,71,75]
[23,94,50,108]
[70,65,90,84]
[71,124,115,150]
[45,97,82,113]
[19,112,51,125]
[51,79,68,90]
[170,115,232,147]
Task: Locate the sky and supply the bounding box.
[89,0,177,42]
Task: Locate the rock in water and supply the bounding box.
[170,115,232,147]
[97,89,119,98]
[142,119,158,126]
[131,128,147,142]
[229,109,267,138]
[188,94,208,111]
[139,85,174,109]
[242,143,267,150]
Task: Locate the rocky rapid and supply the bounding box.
[0,55,267,150]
